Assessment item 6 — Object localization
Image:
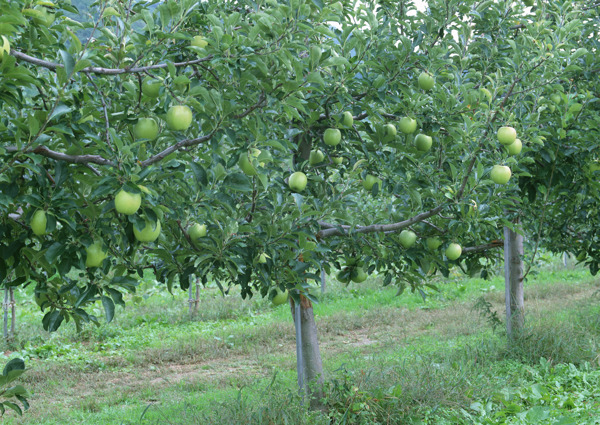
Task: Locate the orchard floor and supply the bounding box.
[3,257,600,424]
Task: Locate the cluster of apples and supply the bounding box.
[398,230,462,261]
[285,111,354,193]
[491,126,521,185]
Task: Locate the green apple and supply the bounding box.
[490,165,512,185]
[384,124,397,138]
[550,93,561,104]
[166,105,193,131]
[0,36,10,60]
[31,210,47,236]
[288,172,307,192]
[351,267,368,283]
[272,288,289,306]
[426,237,442,250]
[238,152,258,176]
[191,35,208,48]
[497,126,517,145]
[398,117,417,134]
[590,161,600,172]
[446,243,462,260]
[362,174,380,191]
[188,223,207,240]
[414,134,433,152]
[134,219,161,243]
[418,71,435,90]
[323,128,341,146]
[332,156,344,165]
[506,138,522,155]
[115,189,142,215]
[342,111,354,127]
[309,150,325,165]
[85,241,107,268]
[142,78,161,98]
[134,118,159,141]
[258,253,269,264]
[399,230,417,248]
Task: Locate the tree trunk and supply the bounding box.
[291,295,325,410]
[504,221,524,339]
[10,288,15,339]
[3,288,8,341]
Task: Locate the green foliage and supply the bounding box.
[0,0,599,332]
[0,358,28,416]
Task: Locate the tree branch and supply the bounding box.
[140,130,217,167]
[317,205,445,238]
[462,240,503,254]
[233,93,266,119]
[11,50,214,75]
[5,145,116,166]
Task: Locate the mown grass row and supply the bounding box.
[1,257,600,424]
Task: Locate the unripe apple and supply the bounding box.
[309,150,325,165]
[134,118,159,141]
[362,174,380,191]
[0,36,10,60]
[323,128,341,146]
[258,253,269,264]
[351,267,368,283]
[133,219,161,243]
[550,93,561,104]
[166,105,193,131]
[446,243,462,260]
[399,230,417,248]
[114,189,142,215]
[418,71,435,90]
[85,242,107,268]
[398,117,417,134]
[497,126,517,145]
[415,134,433,152]
[30,210,47,236]
[506,139,522,155]
[341,111,354,127]
[332,157,344,165]
[288,172,307,192]
[384,124,397,138]
[490,165,512,185]
[188,223,207,240]
[142,78,161,98]
[272,288,289,306]
[191,35,208,48]
[426,237,442,250]
[238,153,258,176]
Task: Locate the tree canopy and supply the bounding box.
[1,0,599,331]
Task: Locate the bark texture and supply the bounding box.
[504,222,525,338]
[291,295,325,410]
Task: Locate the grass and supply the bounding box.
[2,255,600,424]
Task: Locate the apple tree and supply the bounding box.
[1,0,598,408]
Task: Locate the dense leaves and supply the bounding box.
[0,0,599,328]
